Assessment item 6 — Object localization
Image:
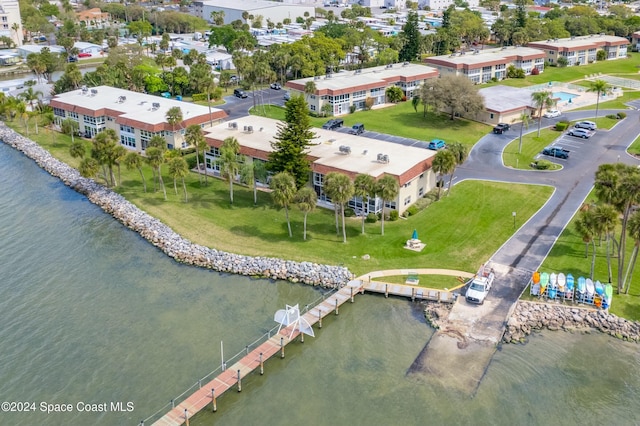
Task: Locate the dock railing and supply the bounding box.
[140,287,338,426]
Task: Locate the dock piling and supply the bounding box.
[385,284,389,298]
[350,286,354,303]
[211,388,217,412]
[318,309,322,328]
[259,353,264,375]
[237,369,242,392]
[184,409,189,426]
[335,298,339,315]
[280,337,285,358]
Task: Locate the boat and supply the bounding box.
[595,280,605,296]
[548,273,557,299]
[531,271,541,296]
[577,277,586,302]
[594,295,602,308]
[566,273,574,299]
[603,284,613,309]
[586,278,595,303]
[558,273,566,293]
[540,272,549,297]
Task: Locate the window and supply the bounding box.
[403,181,412,188]
[490,113,494,119]
[352,90,366,99]
[120,124,135,133]
[53,107,65,118]
[120,135,136,148]
[310,105,316,111]
[418,187,424,197]
[384,200,397,210]
[313,173,324,186]
[69,111,78,120]
[404,196,411,206]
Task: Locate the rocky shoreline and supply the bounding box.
[0,124,353,287]
[504,301,640,343]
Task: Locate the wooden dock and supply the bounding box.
[150,279,457,425]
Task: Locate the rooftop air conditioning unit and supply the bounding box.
[339,145,351,154]
[377,153,384,162]
[403,61,409,66]
[90,89,98,95]
[118,96,126,103]
[231,122,237,129]
[152,102,160,110]
[247,125,253,133]
[382,154,389,163]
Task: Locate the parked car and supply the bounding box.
[465,269,495,305]
[542,146,570,159]
[78,52,92,58]
[543,109,561,118]
[574,120,596,130]
[67,56,78,62]
[233,88,248,99]
[493,123,510,134]
[567,128,593,139]
[283,91,290,101]
[428,139,446,150]
[322,119,344,130]
[349,123,365,135]
[270,82,281,90]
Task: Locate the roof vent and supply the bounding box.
[339,145,351,155]
[152,102,160,110]
[90,88,98,96]
[81,86,88,95]
[117,95,126,103]
[403,61,409,66]
[314,75,321,80]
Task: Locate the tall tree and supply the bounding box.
[168,156,189,202]
[517,113,530,154]
[432,149,456,200]
[91,129,120,187]
[240,160,268,205]
[353,174,375,234]
[146,146,167,200]
[165,106,183,149]
[268,94,316,189]
[430,75,484,120]
[446,142,468,196]
[623,211,640,294]
[595,203,618,284]
[588,79,610,119]
[295,186,317,241]
[575,206,599,279]
[60,118,78,143]
[18,87,42,112]
[217,137,241,204]
[399,11,420,62]
[376,175,399,236]
[69,139,85,160]
[185,124,206,185]
[124,151,147,192]
[324,172,354,243]
[270,172,297,238]
[531,90,554,136]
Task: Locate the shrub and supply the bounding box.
[554,122,568,131]
[344,208,355,217]
[532,159,552,170]
[192,93,207,102]
[365,213,377,223]
[617,112,627,119]
[606,114,618,119]
[349,104,356,114]
[531,67,540,76]
[405,205,418,216]
[389,210,399,221]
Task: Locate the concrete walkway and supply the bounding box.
[355,269,475,281]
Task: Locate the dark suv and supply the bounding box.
[322,119,344,130]
[233,88,248,98]
[493,123,510,134]
[349,123,365,135]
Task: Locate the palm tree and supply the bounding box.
[218,137,241,204]
[19,87,42,112]
[146,147,167,200]
[353,174,375,234]
[531,90,554,137]
[376,175,399,236]
[123,151,147,192]
[61,118,79,143]
[78,157,100,180]
[295,186,317,241]
[69,139,85,160]
[446,142,468,196]
[91,129,120,187]
[622,210,640,294]
[575,206,599,279]
[165,106,183,149]
[517,113,530,154]
[324,172,354,243]
[588,79,610,119]
[240,160,268,205]
[185,124,206,185]
[431,149,456,200]
[304,80,316,107]
[168,156,189,202]
[270,172,297,238]
[594,203,618,284]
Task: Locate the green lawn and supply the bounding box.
[503,127,563,170]
[10,119,551,277]
[250,103,492,149]
[628,134,640,156]
[539,192,640,321]
[572,91,640,111]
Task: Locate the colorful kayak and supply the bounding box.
[540,272,549,297]
[577,277,586,294]
[558,273,566,293]
[603,284,613,309]
[548,284,557,299]
[586,278,595,296]
[550,273,558,288]
[566,274,575,298]
[594,295,602,308]
[532,271,540,284]
[595,280,605,296]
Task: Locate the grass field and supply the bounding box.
[503,127,563,170]
[250,103,492,149]
[9,118,552,277]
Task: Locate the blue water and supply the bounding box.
[554,91,578,102]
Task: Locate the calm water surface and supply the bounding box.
[1,143,639,426]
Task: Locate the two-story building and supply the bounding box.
[49,86,227,152]
[203,116,437,215]
[527,34,628,66]
[284,63,438,116]
[424,46,546,84]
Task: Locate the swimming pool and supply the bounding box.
[553,91,579,102]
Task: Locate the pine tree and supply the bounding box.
[399,11,420,62]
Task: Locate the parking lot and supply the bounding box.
[535,127,599,162]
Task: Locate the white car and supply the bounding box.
[543,109,561,118]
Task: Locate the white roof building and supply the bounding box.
[193,0,315,26]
